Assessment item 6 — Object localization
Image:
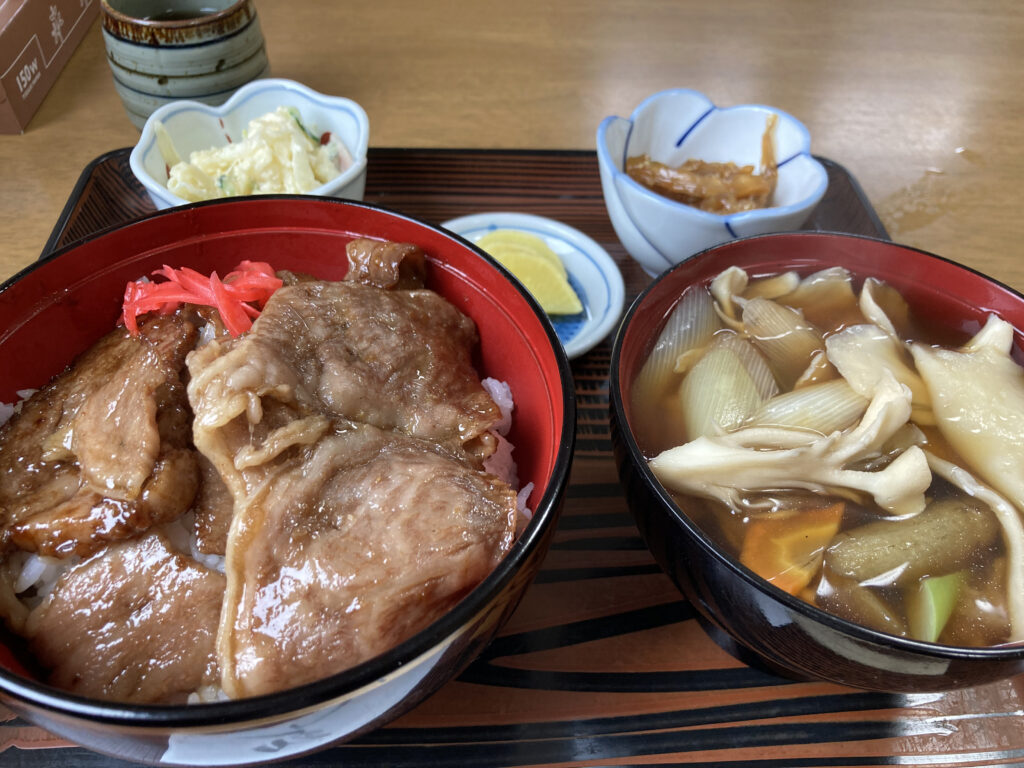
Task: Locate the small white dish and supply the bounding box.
[443,212,625,360]
[129,78,370,210]
[597,88,828,276]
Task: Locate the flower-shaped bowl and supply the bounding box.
[597,88,828,276]
[129,78,370,210]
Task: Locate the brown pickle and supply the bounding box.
[626,115,778,213]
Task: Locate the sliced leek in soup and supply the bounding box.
[632,266,1024,647]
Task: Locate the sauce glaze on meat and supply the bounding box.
[0,239,518,703]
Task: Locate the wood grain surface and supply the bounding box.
[1,1,1023,294]
[2,148,1023,768]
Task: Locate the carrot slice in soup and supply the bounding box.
[739,502,844,596]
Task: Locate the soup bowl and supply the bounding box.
[609,231,1024,692]
[0,197,575,764]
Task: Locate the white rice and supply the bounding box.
[196,321,218,348]
[159,511,226,574]
[480,377,533,526]
[481,377,513,436]
[483,432,519,488]
[187,685,231,705]
[7,550,78,607]
[517,483,535,523]
[0,389,37,428]
[0,402,14,428]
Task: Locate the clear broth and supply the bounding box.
[633,272,1013,647]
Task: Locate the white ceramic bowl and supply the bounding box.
[596,88,828,276]
[129,78,370,210]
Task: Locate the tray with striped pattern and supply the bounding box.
[6,148,1021,768]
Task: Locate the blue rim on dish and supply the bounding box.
[442,212,625,359]
[595,88,829,274]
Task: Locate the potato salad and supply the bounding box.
[164,107,354,202]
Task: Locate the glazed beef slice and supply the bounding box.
[26,531,223,704]
[219,424,516,698]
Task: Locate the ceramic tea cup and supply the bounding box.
[100,0,269,129]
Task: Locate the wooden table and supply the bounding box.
[3,2,1024,767]
[1,0,1023,289]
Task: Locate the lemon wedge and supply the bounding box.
[476,229,582,315]
[477,230,567,278]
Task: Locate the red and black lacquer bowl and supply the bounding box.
[0,197,575,765]
[609,231,1024,692]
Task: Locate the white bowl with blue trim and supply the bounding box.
[129,78,370,210]
[596,89,828,276]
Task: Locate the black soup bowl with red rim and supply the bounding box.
[0,197,576,765]
[609,231,1024,692]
